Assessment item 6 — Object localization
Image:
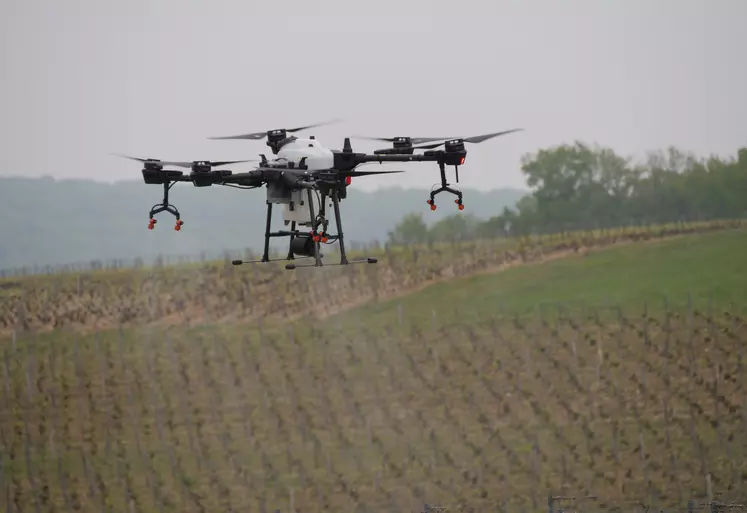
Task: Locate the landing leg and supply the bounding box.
[316,192,329,237]
[285,186,378,270]
[306,189,322,267]
[286,221,296,260]
[262,201,272,262]
[147,181,184,230]
[332,191,349,265]
[426,161,464,211]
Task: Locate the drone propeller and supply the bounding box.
[340,169,405,177]
[411,129,523,150]
[207,119,342,141]
[353,135,455,145]
[112,153,256,167]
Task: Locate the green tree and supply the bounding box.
[476,206,518,238]
[520,142,599,231]
[428,214,480,242]
[387,212,429,245]
[479,142,747,237]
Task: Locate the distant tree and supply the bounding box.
[467,142,747,239]
[514,142,747,233]
[387,212,429,245]
[428,214,481,242]
[476,206,517,239]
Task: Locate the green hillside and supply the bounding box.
[333,226,747,330]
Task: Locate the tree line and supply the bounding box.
[388,142,747,244]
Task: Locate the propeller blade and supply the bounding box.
[410,129,524,150]
[340,169,405,177]
[411,141,447,150]
[208,119,342,140]
[161,161,198,168]
[206,160,257,166]
[354,135,454,144]
[112,153,192,167]
[286,118,343,133]
[353,136,395,142]
[462,128,523,144]
[111,153,158,163]
[111,154,256,167]
[207,132,267,141]
[411,137,454,144]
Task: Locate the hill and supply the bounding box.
[2,220,741,335]
[1,225,745,511]
[341,222,747,326]
[0,176,526,270]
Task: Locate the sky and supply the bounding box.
[1,0,745,192]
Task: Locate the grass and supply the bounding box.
[1,223,746,512]
[337,228,747,332]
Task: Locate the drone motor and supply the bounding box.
[373,137,414,155]
[142,167,184,185]
[265,129,292,153]
[443,139,467,167]
[136,160,184,184]
[187,161,240,187]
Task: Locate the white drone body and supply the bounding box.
[264,137,336,227]
[273,137,335,170]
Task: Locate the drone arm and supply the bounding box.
[219,170,266,187]
[356,151,467,210]
[357,153,440,164]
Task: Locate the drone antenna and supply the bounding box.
[343,137,352,153]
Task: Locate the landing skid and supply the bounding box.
[231,255,314,266]
[285,257,377,270]
[235,188,379,270]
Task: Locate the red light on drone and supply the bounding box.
[345,176,352,185]
[459,156,465,165]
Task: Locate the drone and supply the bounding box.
[114,120,521,270]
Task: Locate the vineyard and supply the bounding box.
[1,219,744,336]
[0,221,746,512]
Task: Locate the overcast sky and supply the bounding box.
[1,0,745,192]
